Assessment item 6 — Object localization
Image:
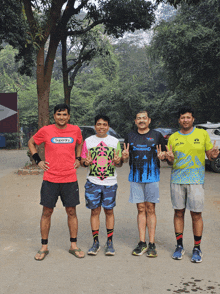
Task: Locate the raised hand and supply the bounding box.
[38,161,49,171]
[113,149,121,165]
[84,151,93,166]
[156,144,166,160]
[210,140,219,159]
[165,145,174,163]
[122,143,129,160]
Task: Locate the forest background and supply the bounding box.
[0,0,219,148]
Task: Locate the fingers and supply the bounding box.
[123,143,129,151]
[213,140,216,149]
[165,145,172,152]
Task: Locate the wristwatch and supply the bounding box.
[76,156,81,161]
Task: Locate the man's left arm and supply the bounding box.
[113,141,123,167]
[74,128,83,169]
[206,140,219,161]
[156,133,167,161]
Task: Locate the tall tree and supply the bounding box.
[151,0,220,121]
[15,0,156,133]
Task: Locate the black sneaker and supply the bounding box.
[146,243,157,258]
[132,241,148,256]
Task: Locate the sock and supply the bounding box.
[92,230,99,243]
[175,232,183,247]
[194,235,202,250]
[107,228,114,242]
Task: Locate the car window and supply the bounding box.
[80,128,96,140]
[108,129,121,138]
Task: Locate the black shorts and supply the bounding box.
[40,181,80,208]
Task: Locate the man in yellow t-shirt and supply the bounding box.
[166,106,219,263]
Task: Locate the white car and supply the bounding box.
[195,122,220,173]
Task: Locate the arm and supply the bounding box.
[206,140,219,161]
[74,140,83,169]
[28,136,49,171]
[113,141,123,167]
[165,145,174,165]
[121,143,129,163]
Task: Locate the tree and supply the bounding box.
[61,25,111,105]
[14,0,156,134]
[0,0,35,76]
[151,1,220,121]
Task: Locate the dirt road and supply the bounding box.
[0,152,220,294]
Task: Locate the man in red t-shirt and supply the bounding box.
[28,103,84,260]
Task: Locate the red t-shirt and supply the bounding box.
[33,124,82,183]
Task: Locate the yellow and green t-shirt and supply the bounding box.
[168,128,213,184]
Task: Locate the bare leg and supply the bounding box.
[35,206,53,260]
[104,208,114,230]
[191,211,203,236]
[91,206,101,230]
[146,202,156,244]
[137,203,147,242]
[174,209,185,235]
[66,206,84,258]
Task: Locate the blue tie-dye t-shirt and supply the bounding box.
[168,128,213,184]
[125,130,166,183]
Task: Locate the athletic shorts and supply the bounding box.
[40,180,80,208]
[170,183,204,212]
[129,182,160,204]
[84,180,118,210]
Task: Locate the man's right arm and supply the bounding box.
[28,136,49,171]
[165,139,174,166]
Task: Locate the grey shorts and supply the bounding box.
[129,182,160,204]
[170,183,204,212]
[40,180,80,208]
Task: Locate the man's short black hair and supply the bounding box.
[95,114,110,125]
[178,106,194,118]
[54,103,70,114]
[136,110,150,118]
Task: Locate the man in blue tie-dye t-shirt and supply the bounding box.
[122,110,166,258]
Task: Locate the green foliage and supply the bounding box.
[0,0,35,75]
[151,1,220,122]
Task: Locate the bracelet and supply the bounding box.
[32,153,42,165]
[83,161,89,167]
[76,156,81,161]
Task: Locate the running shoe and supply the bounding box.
[172,245,185,260]
[146,243,157,257]
[87,241,100,255]
[105,240,115,256]
[132,241,148,256]
[191,248,203,263]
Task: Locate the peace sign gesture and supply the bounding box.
[156,144,166,160]
[165,145,174,163]
[113,149,121,165]
[122,143,129,161]
[208,140,219,160]
[83,151,93,167]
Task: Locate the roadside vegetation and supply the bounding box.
[0,0,219,148]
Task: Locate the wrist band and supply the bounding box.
[83,161,89,167]
[32,153,42,165]
[76,156,81,161]
[70,237,77,243]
